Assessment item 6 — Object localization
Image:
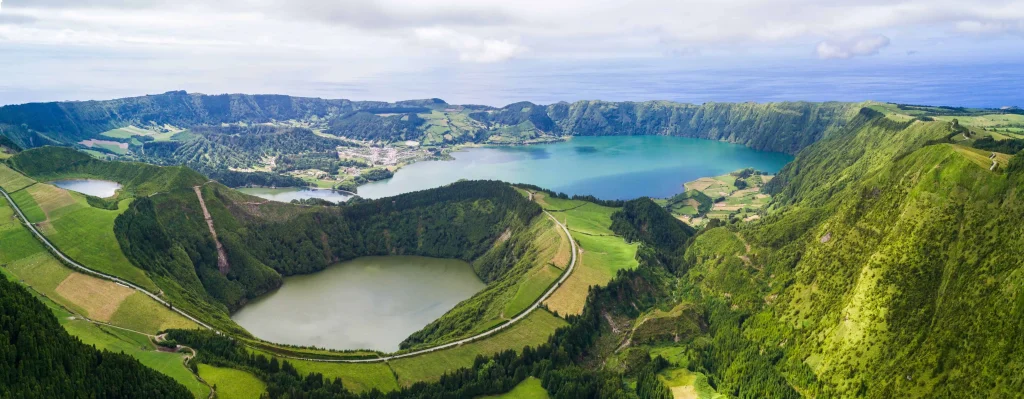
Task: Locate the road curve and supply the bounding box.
[271,210,578,363]
[2,186,577,363]
[0,187,214,330]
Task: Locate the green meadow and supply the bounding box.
[198,364,266,399]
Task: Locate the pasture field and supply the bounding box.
[198,364,266,399]
[62,317,210,398]
[1,197,195,333]
[389,310,566,386]
[545,233,639,316]
[532,192,586,211]
[109,291,199,333]
[8,184,157,290]
[54,272,134,321]
[502,215,571,317]
[671,171,775,226]
[480,377,550,399]
[0,164,36,192]
[657,367,725,399]
[557,203,617,236]
[248,348,400,394]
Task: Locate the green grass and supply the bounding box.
[249,349,399,394]
[504,264,561,317]
[0,164,36,192]
[109,291,198,334]
[479,377,549,399]
[390,310,567,386]
[532,192,587,211]
[9,189,157,291]
[61,318,210,398]
[1,198,195,333]
[658,368,726,399]
[557,203,618,236]
[198,364,266,399]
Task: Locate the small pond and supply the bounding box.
[236,187,353,204]
[231,256,485,352]
[51,179,122,198]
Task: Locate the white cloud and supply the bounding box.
[414,27,525,63]
[816,35,891,59]
[955,20,1024,35]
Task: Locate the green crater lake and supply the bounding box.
[231,256,485,352]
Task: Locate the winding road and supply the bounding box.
[2,185,578,363]
[0,187,214,330]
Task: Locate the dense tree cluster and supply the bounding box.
[0,278,192,399]
[972,136,1024,154]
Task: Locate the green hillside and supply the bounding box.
[670,111,1024,397]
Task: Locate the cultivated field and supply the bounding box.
[544,234,639,316]
[7,181,157,290]
[539,197,639,316]
[198,364,267,399]
[0,164,35,192]
[0,200,196,334]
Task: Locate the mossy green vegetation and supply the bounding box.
[197,364,266,399]
[479,377,549,399]
[675,112,1024,397]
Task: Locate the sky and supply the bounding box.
[1,0,1022,107]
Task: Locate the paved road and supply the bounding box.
[2,186,577,363]
[0,187,214,330]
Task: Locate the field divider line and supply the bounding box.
[265,209,578,363]
[0,187,214,331]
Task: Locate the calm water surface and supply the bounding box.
[357,136,793,200]
[231,256,485,352]
[236,187,353,204]
[51,179,121,197]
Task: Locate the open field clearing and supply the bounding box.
[0,164,35,192]
[198,364,266,399]
[657,367,725,399]
[54,272,134,321]
[532,192,587,211]
[557,203,617,236]
[101,125,182,142]
[1,199,196,334]
[389,310,566,386]
[8,185,157,290]
[480,377,549,399]
[545,233,639,316]
[110,291,199,333]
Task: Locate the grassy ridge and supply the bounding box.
[402,214,569,349]
[681,114,1024,397]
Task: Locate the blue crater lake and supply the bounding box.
[356,136,793,200]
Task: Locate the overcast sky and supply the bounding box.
[1,0,1022,106]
